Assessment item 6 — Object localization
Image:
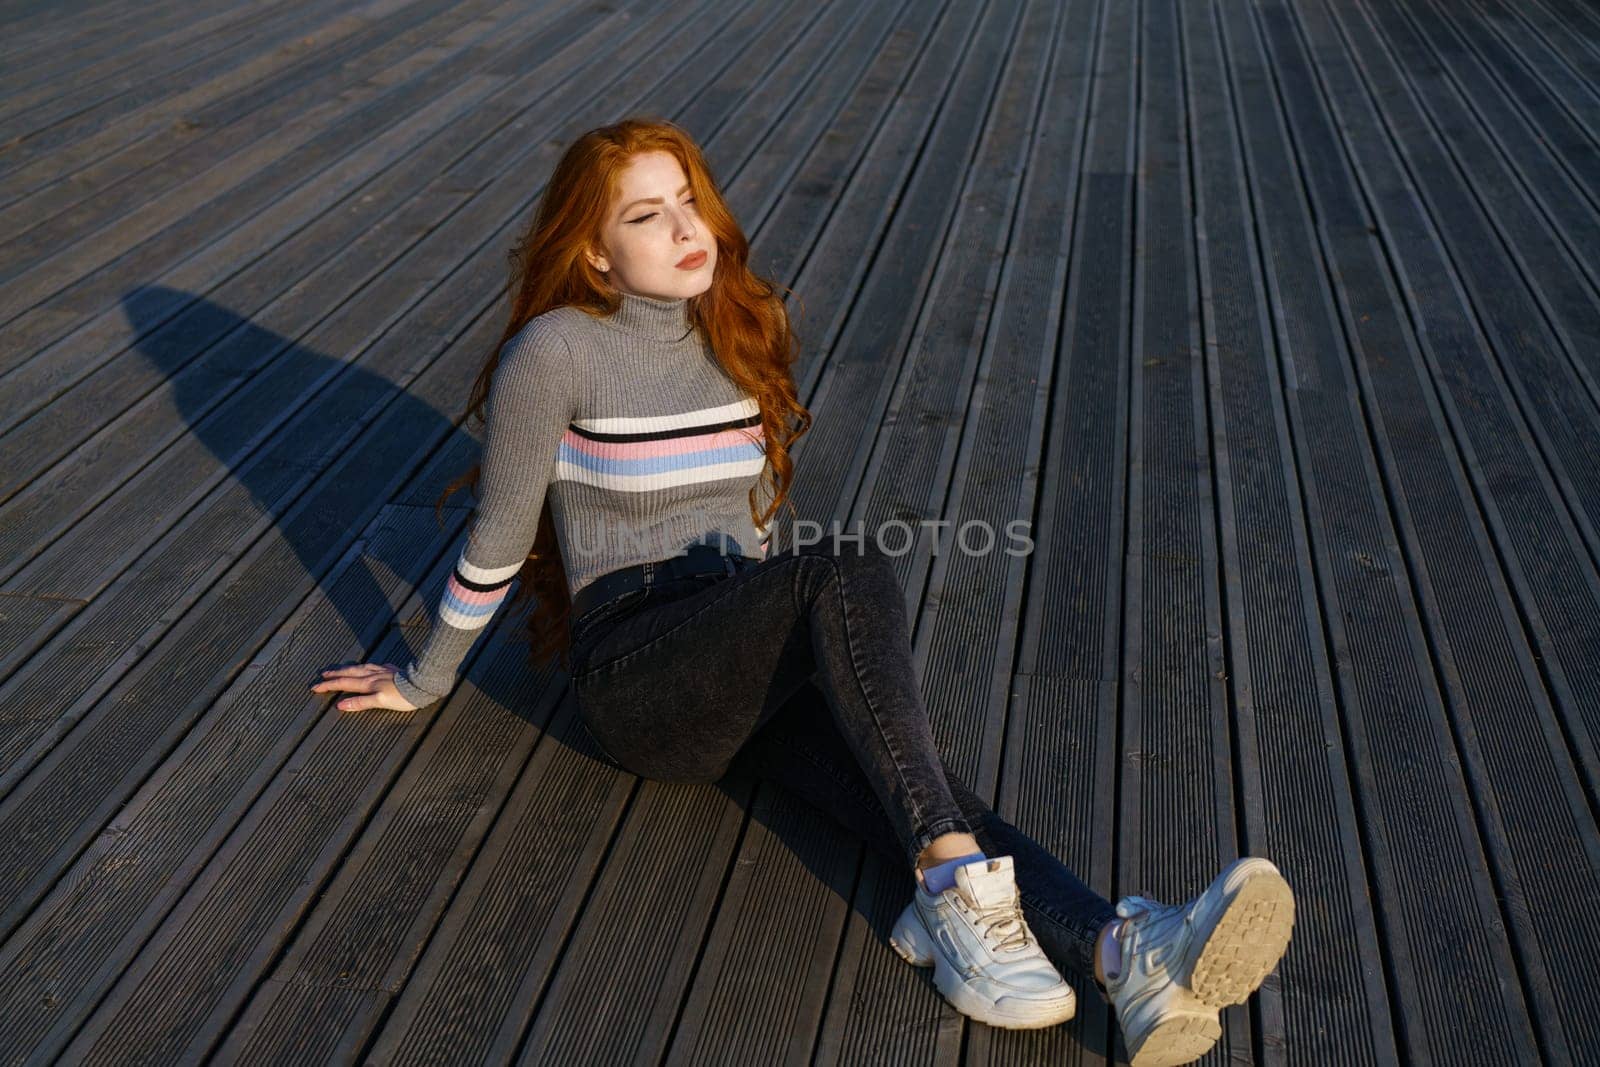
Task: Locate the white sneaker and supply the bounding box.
[1105,857,1295,1066]
[888,855,1077,1029]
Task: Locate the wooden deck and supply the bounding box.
[2,0,1598,1061]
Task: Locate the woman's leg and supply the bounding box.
[571,541,973,871]
[727,677,1118,983]
[728,677,1300,1067]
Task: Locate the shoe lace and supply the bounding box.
[964,887,1032,953]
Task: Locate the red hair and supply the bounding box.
[433,116,812,672]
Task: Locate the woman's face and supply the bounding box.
[587,150,717,300]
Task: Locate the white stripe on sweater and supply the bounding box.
[572,396,758,435]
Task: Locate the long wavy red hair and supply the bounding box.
[432,116,812,673]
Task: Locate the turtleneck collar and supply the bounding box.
[601,288,695,344]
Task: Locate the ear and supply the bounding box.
[584,246,609,273]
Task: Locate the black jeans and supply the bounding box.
[569,540,1118,980]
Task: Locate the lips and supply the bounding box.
[676,250,707,269]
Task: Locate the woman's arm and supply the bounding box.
[392,319,579,708]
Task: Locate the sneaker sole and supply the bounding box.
[1185,858,1295,1009]
[889,901,1077,1030]
[1126,1009,1223,1067]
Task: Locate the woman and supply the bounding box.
[313,117,1294,1065]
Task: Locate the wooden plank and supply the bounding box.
[1181,1,1395,1061]
[658,782,864,1067]
[0,354,486,918]
[968,0,1113,1060]
[0,0,421,201]
[517,778,755,1066]
[47,509,475,1065]
[0,502,464,1059]
[1466,0,1600,140]
[979,0,1137,1060]
[1362,0,1600,410]
[1438,0,1600,196]
[354,693,649,1067]
[0,0,483,315]
[0,0,349,144]
[0,0,681,812]
[1279,0,1600,1058]
[0,0,672,780]
[0,590,83,684]
[0,4,607,566]
[1225,0,1542,1060]
[0,0,570,489]
[0,77,509,659]
[0,0,471,249]
[855,0,1053,761]
[203,575,578,1067]
[1517,0,1600,79]
[1538,0,1600,42]
[787,0,1023,524]
[0,0,146,48]
[0,0,265,96]
[1122,0,1251,1059]
[1361,0,1600,552]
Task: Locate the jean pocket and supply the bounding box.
[570,587,651,655]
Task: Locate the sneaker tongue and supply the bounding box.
[955,856,1015,909]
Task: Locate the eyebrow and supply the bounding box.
[619,183,693,216]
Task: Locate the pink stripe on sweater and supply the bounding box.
[446,575,510,605]
[564,424,763,460]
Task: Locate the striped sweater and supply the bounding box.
[392,289,772,709]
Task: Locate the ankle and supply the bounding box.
[1094,918,1122,988]
[916,832,983,870]
[917,850,987,895]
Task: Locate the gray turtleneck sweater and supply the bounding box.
[392,290,772,709]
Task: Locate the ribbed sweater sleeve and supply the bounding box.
[392,319,578,709]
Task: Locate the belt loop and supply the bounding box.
[723,554,735,578]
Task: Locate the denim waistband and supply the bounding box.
[570,544,761,621]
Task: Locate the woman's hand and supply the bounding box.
[311,662,419,712]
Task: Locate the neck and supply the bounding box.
[604,288,695,343]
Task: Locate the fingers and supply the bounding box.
[319,663,388,678]
[309,662,409,712]
[312,664,388,688]
[327,679,379,711]
[311,663,388,699]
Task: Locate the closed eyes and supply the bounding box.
[627,197,696,224]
